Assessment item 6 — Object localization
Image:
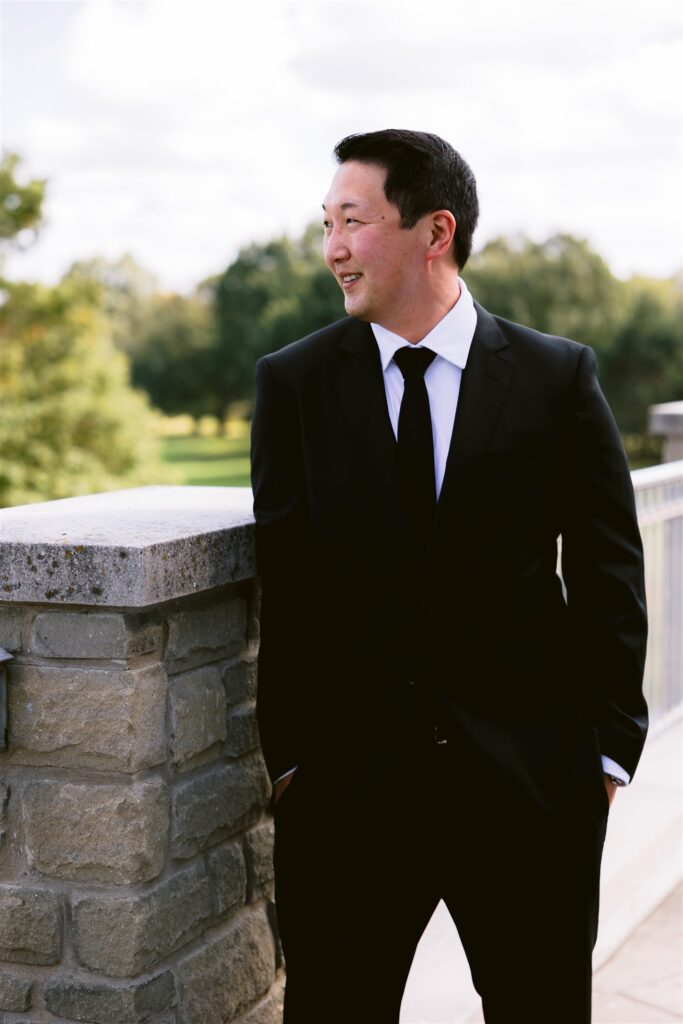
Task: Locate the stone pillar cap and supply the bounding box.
[649,401,683,436]
[0,486,255,608]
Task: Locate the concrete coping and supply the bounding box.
[0,486,256,608]
[649,401,683,436]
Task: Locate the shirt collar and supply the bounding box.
[371,276,477,372]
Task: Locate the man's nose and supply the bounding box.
[324,227,350,264]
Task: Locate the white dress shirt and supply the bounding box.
[274,277,629,786]
[371,276,477,497]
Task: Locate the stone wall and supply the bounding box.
[0,487,283,1024]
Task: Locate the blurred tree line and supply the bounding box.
[1,152,681,507]
[84,230,683,440]
[466,236,683,442]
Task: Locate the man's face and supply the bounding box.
[322,161,428,329]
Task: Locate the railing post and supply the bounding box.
[649,401,683,462]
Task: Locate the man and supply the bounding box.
[250,130,648,1023]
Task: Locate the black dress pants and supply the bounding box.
[273,741,609,1024]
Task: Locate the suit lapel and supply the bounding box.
[333,318,404,541]
[331,305,514,552]
[431,303,515,545]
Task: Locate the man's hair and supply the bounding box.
[334,129,479,270]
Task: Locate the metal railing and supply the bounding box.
[632,460,683,721]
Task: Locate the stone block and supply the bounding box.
[73,861,212,976]
[166,597,247,672]
[8,663,167,772]
[0,782,9,847]
[0,607,22,651]
[29,610,162,659]
[0,886,61,965]
[242,985,285,1024]
[265,898,283,971]
[246,581,261,643]
[44,970,175,1024]
[206,841,247,918]
[244,821,275,902]
[170,666,227,770]
[0,967,33,1011]
[23,779,168,884]
[177,910,274,1024]
[226,705,259,757]
[171,759,269,859]
[222,657,257,705]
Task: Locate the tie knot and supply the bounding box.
[393,346,436,381]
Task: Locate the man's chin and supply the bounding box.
[343,295,371,321]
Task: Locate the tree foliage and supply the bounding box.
[466,234,622,354]
[209,224,344,414]
[0,152,46,251]
[128,292,218,417]
[5,152,675,468]
[63,253,160,354]
[0,276,167,507]
[601,278,683,432]
[466,235,683,432]
[121,224,680,441]
[82,229,343,423]
[0,157,170,508]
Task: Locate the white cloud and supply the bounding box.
[2,0,681,290]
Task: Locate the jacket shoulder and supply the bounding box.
[481,304,589,371]
[256,317,357,379]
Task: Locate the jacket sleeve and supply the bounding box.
[250,355,312,784]
[560,345,649,779]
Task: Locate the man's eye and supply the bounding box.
[346,218,359,224]
[322,221,332,229]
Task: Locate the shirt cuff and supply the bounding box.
[601,756,630,785]
[273,766,298,785]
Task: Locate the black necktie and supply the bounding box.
[392,346,437,543]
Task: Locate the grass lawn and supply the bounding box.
[160,434,251,488]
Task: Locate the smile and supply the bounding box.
[341,273,362,288]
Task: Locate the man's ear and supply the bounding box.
[426,210,456,263]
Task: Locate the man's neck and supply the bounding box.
[375,277,461,344]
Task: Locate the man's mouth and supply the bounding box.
[340,273,362,288]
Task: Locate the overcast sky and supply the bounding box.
[1,0,681,293]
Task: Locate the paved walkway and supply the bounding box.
[464,884,683,1024]
[591,883,682,1024]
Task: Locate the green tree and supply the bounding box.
[601,277,683,433]
[129,291,217,417]
[211,224,344,413]
[62,256,221,420]
[0,156,170,507]
[465,235,683,443]
[466,234,622,359]
[0,276,163,507]
[63,253,160,355]
[0,276,169,507]
[0,152,46,259]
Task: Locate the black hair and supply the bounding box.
[334,129,479,269]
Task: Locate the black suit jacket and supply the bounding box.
[250,303,648,812]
